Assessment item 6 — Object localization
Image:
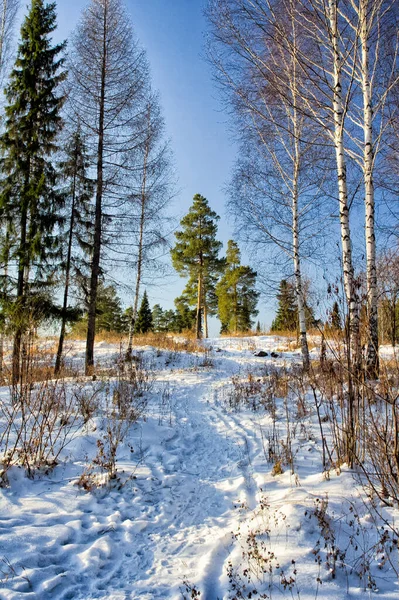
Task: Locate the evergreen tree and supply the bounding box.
[171,194,223,338]
[174,294,196,332]
[329,301,342,331]
[0,0,66,384]
[152,304,165,332]
[134,290,153,334]
[216,240,259,334]
[163,309,178,332]
[55,124,94,373]
[95,283,124,333]
[271,280,297,332]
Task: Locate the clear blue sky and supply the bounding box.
[25,0,273,331]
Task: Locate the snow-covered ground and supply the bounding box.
[0,336,398,599]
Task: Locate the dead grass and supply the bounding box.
[131,332,206,353]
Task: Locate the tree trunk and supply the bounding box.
[196,273,202,339]
[55,172,77,374]
[12,197,28,390]
[360,0,379,379]
[291,24,310,372]
[0,0,7,72]
[328,0,359,467]
[85,5,107,376]
[328,0,360,370]
[127,131,150,355]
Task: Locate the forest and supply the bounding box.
[0,1,398,599]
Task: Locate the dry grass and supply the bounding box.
[131,332,206,353]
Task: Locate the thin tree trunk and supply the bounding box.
[85,4,107,376]
[0,0,8,72]
[0,229,10,380]
[12,187,29,391]
[328,0,360,367]
[55,172,77,374]
[196,272,202,339]
[204,296,208,338]
[127,134,150,355]
[328,0,359,467]
[360,0,379,379]
[291,20,310,372]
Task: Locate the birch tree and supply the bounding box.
[207,0,327,370]
[337,0,399,378]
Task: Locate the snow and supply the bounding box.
[0,336,398,599]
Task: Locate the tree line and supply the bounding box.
[0,0,174,382]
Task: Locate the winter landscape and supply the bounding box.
[0,334,398,600]
[1,0,399,598]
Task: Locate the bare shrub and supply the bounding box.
[0,377,78,481]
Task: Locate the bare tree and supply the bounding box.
[68,0,150,374]
[207,0,329,370]
[125,93,175,355]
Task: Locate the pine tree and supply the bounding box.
[134,290,153,334]
[216,240,259,334]
[0,0,66,385]
[171,194,223,338]
[55,125,94,373]
[271,280,297,332]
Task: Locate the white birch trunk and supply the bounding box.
[360,0,379,378]
[328,0,361,372]
[291,17,310,371]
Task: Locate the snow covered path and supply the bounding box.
[0,338,398,599]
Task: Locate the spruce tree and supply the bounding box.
[55,125,94,373]
[95,283,123,333]
[329,301,342,331]
[271,280,297,332]
[134,291,153,334]
[152,304,165,332]
[216,240,259,334]
[171,194,223,338]
[0,0,66,385]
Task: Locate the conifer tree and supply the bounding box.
[329,301,342,331]
[174,294,196,332]
[134,290,153,334]
[95,283,123,333]
[0,0,66,385]
[216,240,259,334]
[55,125,94,373]
[171,194,223,338]
[152,304,165,332]
[271,280,298,332]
